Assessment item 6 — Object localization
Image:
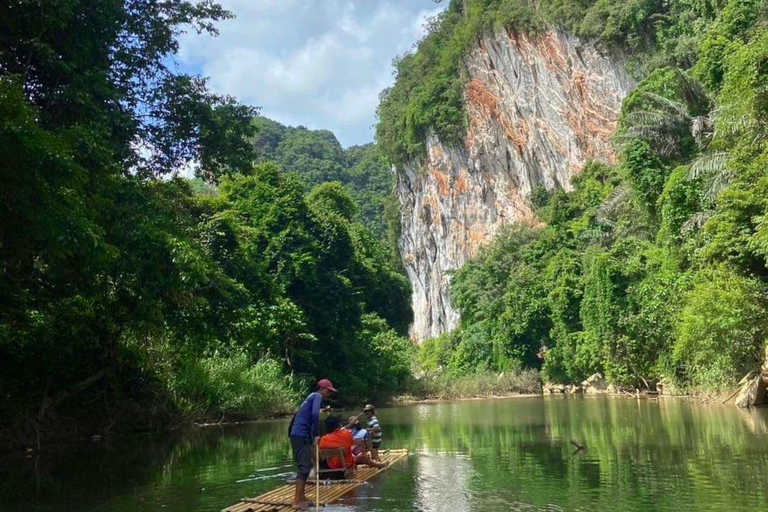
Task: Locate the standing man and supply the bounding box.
[363,404,382,461]
[290,378,337,510]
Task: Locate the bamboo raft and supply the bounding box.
[223,449,409,512]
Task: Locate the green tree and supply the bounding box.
[674,267,767,389]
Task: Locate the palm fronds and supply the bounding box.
[710,103,767,141]
[614,130,681,157]
[580,228,613,242]
[686,152,734,202]
[681,211,714,235]
[642,92,691,120]
[676,68,712,113]
[704,169,736,202]
[622,110,678,127]
[617,95,693,157]
[688,152,728,181]
[597,185,632,222]
[616,73,716,156]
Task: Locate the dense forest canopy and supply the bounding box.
[396,0,768,392]
[0,0,410,450]
[250,117,400,246]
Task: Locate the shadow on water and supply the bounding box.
[2,397,768,512]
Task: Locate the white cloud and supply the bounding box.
[177,0,445,147]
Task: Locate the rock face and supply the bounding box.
[543,383,566,394]
[397,29,636,342]
[581,373,608,394]
[735,373,768,408]
[735,347,768,408]
[657,376,682,396]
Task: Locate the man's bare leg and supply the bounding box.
[292,478,309,509]
[355,453,388,468]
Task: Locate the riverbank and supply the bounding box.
[396,368,757,408]
[400,369,542,401]
[392,393,541,405]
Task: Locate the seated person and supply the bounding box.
[363,404,382,461]
[348,416,370,456]
[347,416,388,468]
[318,416,356,480]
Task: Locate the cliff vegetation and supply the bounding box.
[405,0,768,393]
[377,0,730,164]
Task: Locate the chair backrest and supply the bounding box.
[318,447,347,473]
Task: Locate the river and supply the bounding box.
[2,396,768,512]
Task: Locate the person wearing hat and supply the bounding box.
[289,378,337,510]
[318,415,388,480]
[363,404,382,461]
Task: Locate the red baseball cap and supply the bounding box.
[317,378,338,392]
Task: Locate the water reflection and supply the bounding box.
[415,451,472,512]
[1,397,767,512]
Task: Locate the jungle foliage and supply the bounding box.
[406,0,768,391]
[251,117,398,244]
[0,0,411,449]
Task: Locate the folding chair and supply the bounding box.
[316,447,352,480]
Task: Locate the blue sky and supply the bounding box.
[177,0,445,147]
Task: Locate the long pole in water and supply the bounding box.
[315,441,320,510]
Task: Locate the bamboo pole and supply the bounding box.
[315,441,320,510]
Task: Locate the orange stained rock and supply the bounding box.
[455,167,469,194]
[429,166,450,196]
[448,219,491,254]
[466,77,533,155]
[468,227,489,245]
[423,194,441,224]
[540,31,569,75]
[465,78,501,121]
[504,119,530,154]
[429,143,445,162]
[585,118,618,140]
[573,71,587,99]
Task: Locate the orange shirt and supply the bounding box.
[319,429,355,469]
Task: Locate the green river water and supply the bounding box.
[2,396,768,512]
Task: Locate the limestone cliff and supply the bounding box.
[397,29,635,343]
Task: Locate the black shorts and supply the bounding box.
[290,436,313,480]
[372,441,381,449]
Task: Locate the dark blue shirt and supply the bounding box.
[290,392,323,439]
